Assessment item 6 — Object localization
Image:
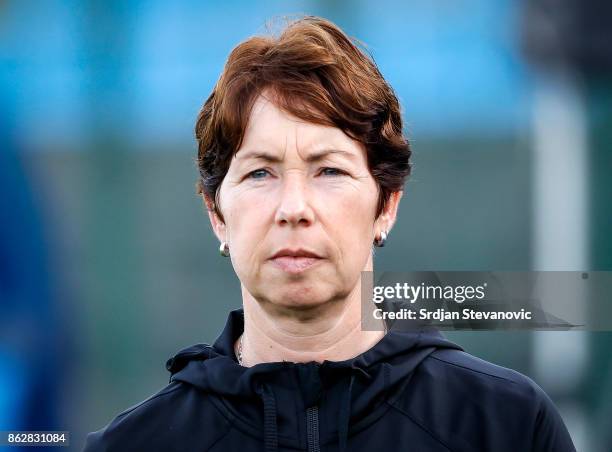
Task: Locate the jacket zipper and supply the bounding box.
[306,405,320,452]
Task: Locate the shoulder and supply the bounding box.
[82,381,231,452]
[423,348,543,400]
[392,348,575,451]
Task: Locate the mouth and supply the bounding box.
[269,248,324,274]
[270,256,323,274]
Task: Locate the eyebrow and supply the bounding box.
[236,148,358,163]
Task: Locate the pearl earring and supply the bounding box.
[374,230,388,247]
[219,241,230,257]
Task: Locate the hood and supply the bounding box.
[166,308,463,452]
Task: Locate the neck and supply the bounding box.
[236,280,387,366]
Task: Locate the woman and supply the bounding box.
[84,16,575,452]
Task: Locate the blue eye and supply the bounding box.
[320,167,345,176]
[247,169,270,179]
[246,168,345,180]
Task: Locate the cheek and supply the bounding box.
[225,188,268,233]
[320,181,377,227]
[316,182,377,255]
[223,190,272,262]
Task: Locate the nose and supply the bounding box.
[274,173,315,227]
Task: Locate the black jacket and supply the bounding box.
[83,308,576,451]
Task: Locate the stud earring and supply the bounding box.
[219,241,230,257]
[374,230,388,247]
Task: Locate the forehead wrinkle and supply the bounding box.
[292,123,361,163]
[294,125,300,161]
[237,97,361,164]
[235,148,359,164]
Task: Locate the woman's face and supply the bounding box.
[209,92,400,310]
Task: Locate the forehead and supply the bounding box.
[237,93,364,157]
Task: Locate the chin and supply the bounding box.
[269,286,333,311]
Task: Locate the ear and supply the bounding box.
[203,194,226,243]
[375,191,403,235]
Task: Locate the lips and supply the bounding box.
[269,248,323,274]
[271,248,322,259]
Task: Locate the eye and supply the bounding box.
[246,168,270,179]
[319,167,346,177]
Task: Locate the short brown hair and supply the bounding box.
[195,15,411,222]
